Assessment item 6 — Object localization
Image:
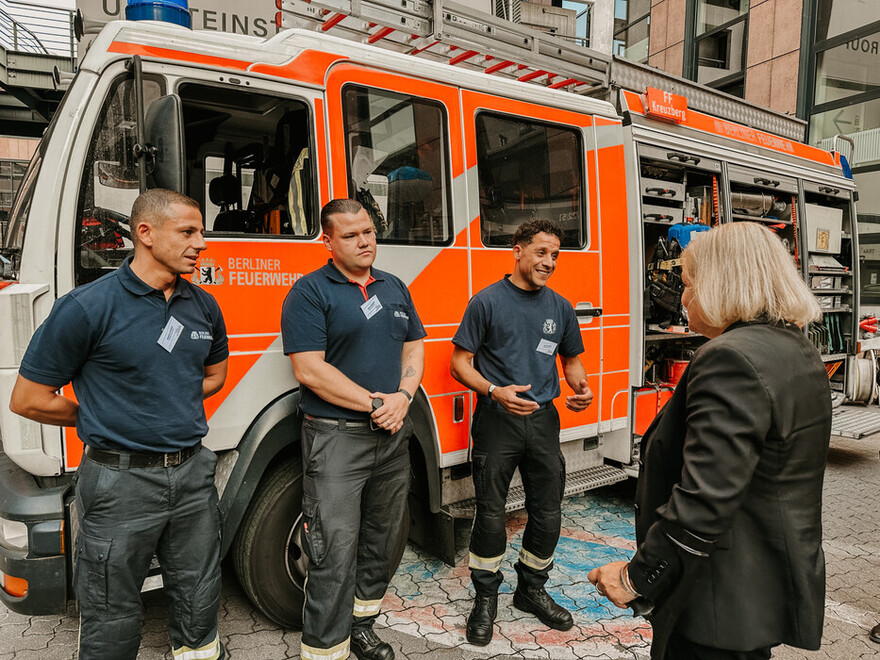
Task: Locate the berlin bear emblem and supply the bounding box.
[191,258,224,285]
[542,319,557,335]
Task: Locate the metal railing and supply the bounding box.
[0,0,75,59]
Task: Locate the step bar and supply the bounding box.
[445,464,629,518]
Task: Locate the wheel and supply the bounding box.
[233,456,306,629]
[232,456,411,628]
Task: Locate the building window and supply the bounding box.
[614,0,650,63]
[689,0,748,96]
[807,2,880,147]
[815,0,880,42]
[561,1,592,47]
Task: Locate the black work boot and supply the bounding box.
[466,593,498,646]
[870,623,880,644]
[351,628,395,660]
[513,585,574,631]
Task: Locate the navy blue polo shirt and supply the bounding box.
[19,257,228,453]
[281,260,426,419]
[453,276,583,405]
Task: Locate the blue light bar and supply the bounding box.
[125,0,192,28]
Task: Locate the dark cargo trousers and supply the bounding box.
[73,447,223,660]
[469,403,565,595]
[299,417,410,659]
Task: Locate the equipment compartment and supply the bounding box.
[803,182,857,359]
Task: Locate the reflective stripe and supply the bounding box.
[172,633,221,660]
[301,638,350,660]
[468,551,504,573]
[518,547,553,571]
[353,597,383,617]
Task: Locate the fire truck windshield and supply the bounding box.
[0,147,42,278]
[1,83,69,278]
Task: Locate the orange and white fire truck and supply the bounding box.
[0,0,861,627]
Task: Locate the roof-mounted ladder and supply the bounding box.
[280,0,610,95]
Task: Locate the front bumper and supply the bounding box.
[0,451,70,615]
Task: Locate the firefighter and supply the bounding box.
[9,189,228,660]
[450,218,593,645]
[281,198,426,660]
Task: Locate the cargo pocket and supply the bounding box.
[472,452,487,502]
[301,495,326,566]
[187,569,222,642]
[558,452,567,501]
[73,533,112,611]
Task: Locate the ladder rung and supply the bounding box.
[368,26,395,43]
[409,38,440,55]
[321,12,347,30]
[449,48,478,64]
[484,58,513,74]
[518,69,547,83]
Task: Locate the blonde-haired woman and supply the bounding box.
[589,222,831,660]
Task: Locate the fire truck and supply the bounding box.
[0,0,861,628]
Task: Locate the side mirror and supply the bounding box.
[145,94,185,193]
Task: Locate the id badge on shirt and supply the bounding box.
[157,316,184,353]
[536,338,558,356]
[361,295,382,320]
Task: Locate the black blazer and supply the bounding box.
[629,320,831,658]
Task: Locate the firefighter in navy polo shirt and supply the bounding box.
[450,218,593,645]
[281,198,425,660]
[10,189,228,660]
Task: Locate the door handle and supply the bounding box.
[453,394,465,423]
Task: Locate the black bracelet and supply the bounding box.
[398,388,413,401]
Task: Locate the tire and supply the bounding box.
[232,456,306,629]
[232,456,411,628]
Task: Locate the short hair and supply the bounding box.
[512,219,563,247]
[130,189,199,246]
[684,222,822,328]
[321,198,364,235]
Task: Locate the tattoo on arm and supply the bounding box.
[403,366,416,378]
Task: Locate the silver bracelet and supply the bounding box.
[620,565,641,598]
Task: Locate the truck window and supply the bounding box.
[475,112,585,248]
[342,84,453,246]
[178,83,315,237]
[75,75,163,287]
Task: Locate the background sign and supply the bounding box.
[77,0,280,38]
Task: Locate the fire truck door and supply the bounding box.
[325,64,470,464]
[461,91,628,442]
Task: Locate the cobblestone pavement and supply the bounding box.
[0,431,876,659]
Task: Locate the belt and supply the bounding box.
[304,414,373,430]
[84,442,202,468]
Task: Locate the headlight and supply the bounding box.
[0,518,28,551]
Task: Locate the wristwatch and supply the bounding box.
[397,388,413,401]
[488,384,497,399]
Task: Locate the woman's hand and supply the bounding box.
[587,561,638,609]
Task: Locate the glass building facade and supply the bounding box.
[614,0,650,63]
[805,0,880,309]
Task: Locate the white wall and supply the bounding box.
[589,0,614,55]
